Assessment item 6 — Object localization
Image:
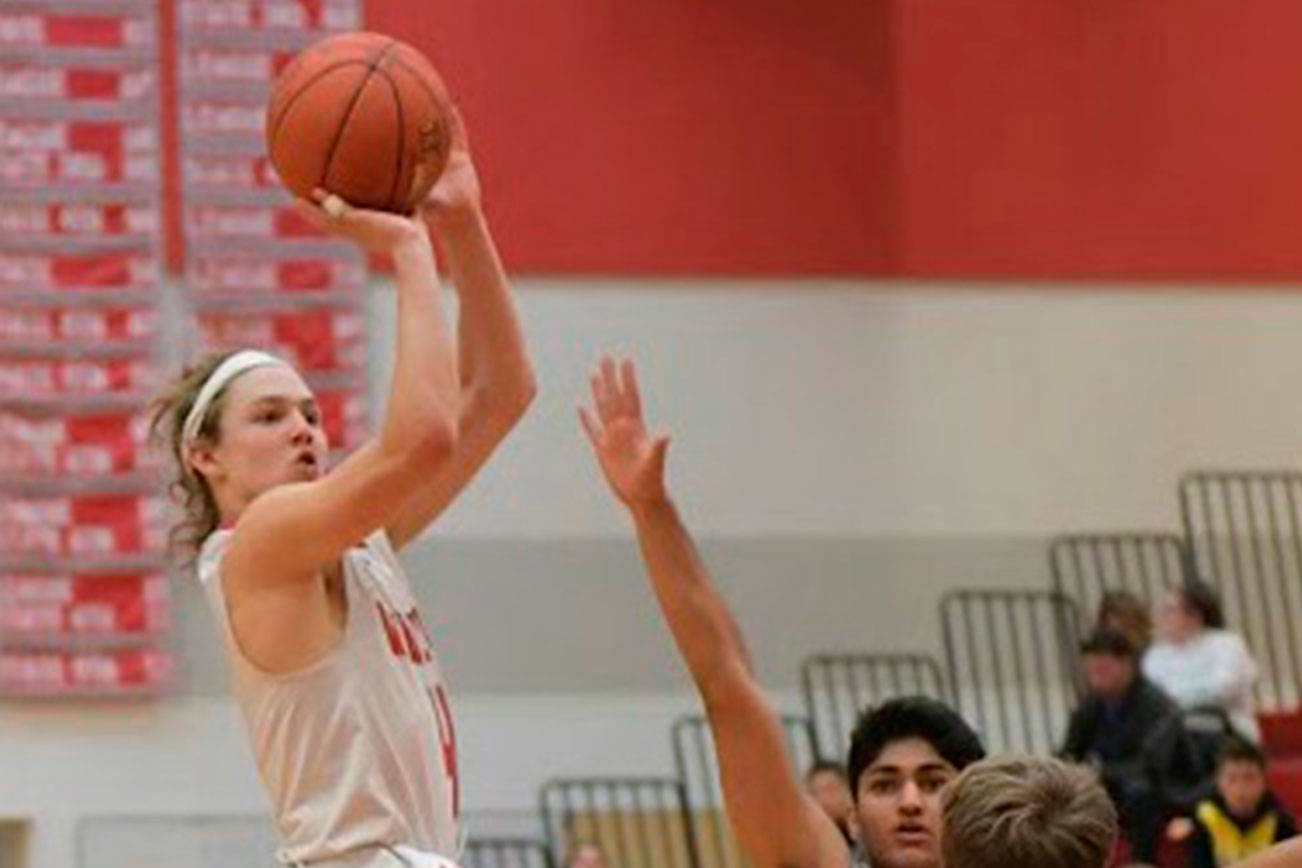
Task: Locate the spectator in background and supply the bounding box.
[1168,737,1297,867]
[1097,589,1154,653]
[804,760,856,847]
[1145,582,1260,742]
[567,841,608,868]
[1061,628,1187,865]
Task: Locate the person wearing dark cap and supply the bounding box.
[1062,627,1187,865]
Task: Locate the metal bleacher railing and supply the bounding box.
[798,653,948,761]
[538,777,699,868]
[940,589,1084,755]
[1049,532,1190,621]
[1180,470,1302,709]
[463,838,555,868]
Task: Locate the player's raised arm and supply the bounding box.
[578,357,849,868]
[385,108,537,550]
[220,195,461,585]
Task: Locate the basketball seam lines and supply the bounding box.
[387,57,454,203]
[318,39,399,196]
[267,60,369,146]
[388,56,446,112]
[374,66,406,212]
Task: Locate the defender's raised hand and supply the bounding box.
[578,356,670,509]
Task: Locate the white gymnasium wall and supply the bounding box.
[403,282,1302,539]
[8,281,1302,868]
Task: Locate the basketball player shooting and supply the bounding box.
[151,104,534,867]
[577,357,850,868]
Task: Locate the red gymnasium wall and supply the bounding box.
[365,0,888,275]
[368,0,1302,280]
[896,0,1302,280]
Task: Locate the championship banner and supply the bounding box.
[0,250,159,292]
[0,572,169,641]
[312,386,366,450]
[0,11,155,51]
[183,153,278,192]
[0,66,155,101]
[0,356,154,400]
[184,256,365,295]
[180,1,361,35]
[198,307,363,374]
[184,204,326,240]
[0,0,167,697]
[0,493,166,558]
[0,305,156,345]
[0,119,158,185]
[0,409,154,476]
[0,647,173,695]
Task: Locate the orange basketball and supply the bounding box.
[266,32,454,214]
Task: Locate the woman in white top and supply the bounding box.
[151,111,534,868]
[1143,582,1260,742]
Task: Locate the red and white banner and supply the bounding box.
[0,202,159,236]
[0,410,155,475]
[0,493,165,558]
[0,251,159,290]
[0,357,154,399]
[0,0,167,699]
[181,1,361,33]
[181,47,295,82]
[315,387,365,449]
[0,120,157,185]
[181,101,264,137]
[186,256,364,293]
[0,66,155,101]
[0,119,156,154]
[0,306,156,344]
[198,307,363,373]
[0,648,173,694]
[183,153,277,190]
[184,205,323,239]
[0,147,156,185]
[0,14,155,49]
[0,572,169,639]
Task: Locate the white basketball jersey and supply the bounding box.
[198,529,460,866]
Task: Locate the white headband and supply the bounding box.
[182,349,288,444]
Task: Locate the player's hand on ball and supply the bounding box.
[578,356,671,509]
[294,188,427,254]
[419,106,482,226]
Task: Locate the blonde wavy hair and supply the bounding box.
[942,755,1117,868]
[148,350,240,562]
